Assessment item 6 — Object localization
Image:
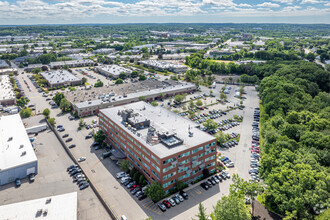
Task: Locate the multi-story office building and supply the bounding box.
[99,102,217,193]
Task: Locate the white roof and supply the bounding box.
[0,114,37,171]
[101,102,215,158]
[0,75,15,102]
[40,70,81,85]
[96,64,132,76]
[0,192,77,220]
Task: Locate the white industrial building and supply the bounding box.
[0,114,38,186]
[49,59,95,69]
[95,64,132,78]
[0,75,16,106]
[0,192,77,220]
[139,60,188,73]
[40,70,82,88]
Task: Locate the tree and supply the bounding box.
[203,119,217,130]
[59,98,71,112]
[214,131,231,145]
[196,99,203,106]
[32,68,42,74]
[53,93,65,105]
[213,193,251,220]
[16,97,29,107]
[175,181,187,191]
[119,160,130,173]
[42,108,50,118]
[239,85,245,97]
[139,96,146,101]
[139,74,147,81]
[195,203,208,220]
[47,117,56,126]
[306,52,315,61]
[145,182,165,202]
[82,77,87,84]
[189,100,195,109]
[20,107,32,118]
[119,72,127,79]
[94,81,104,87]
[93,130,105,143]
[150,101,158,107]
[220,92,227,101]
[139,175,146,186]
[115,78,123,84]
[174,94,184,104]
[131,71,138,78]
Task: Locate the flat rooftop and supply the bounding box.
[40,70,81,85]
[0,114,37,171]
[0,192,77,220]
[139,60,187,69]
[101,101,215,159]
[96,64,132,76]
[67,79,180,104]
[0,75,15,101]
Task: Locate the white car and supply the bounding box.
[78,157,86,162]
[116,172,126,179]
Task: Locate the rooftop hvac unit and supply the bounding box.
[46,198,52,204]
[43,209,48,216]
[20,144,24,148]
[21,151,26,156]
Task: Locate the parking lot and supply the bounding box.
[0,129,110,220]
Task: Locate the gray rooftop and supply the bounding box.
[40,70,81,85]
[0,75,15,101]
[96,65,132,76]
[101,101,215,159]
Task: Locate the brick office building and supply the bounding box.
[99,101,217,193]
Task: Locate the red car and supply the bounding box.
[163,200,171,208]
[251,149,259,153]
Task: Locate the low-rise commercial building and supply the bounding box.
[0,68,18,75]
[93,48,115,54]
[40,70,82,88]
[139,60,188,73]
[99,102,217,192]
[0,192,77,219]
[72,82,196,117]
[95,65,132,78]
[49,59,95,69]
[0,114,38,186]
[0,75,16,106]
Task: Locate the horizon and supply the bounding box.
[0,0,329,25]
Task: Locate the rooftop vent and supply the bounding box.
[46,198,52,204]
[20,144,24,148]
[8,137,13,141]
[21,151,26,156]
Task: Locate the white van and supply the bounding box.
[121,215,127,220]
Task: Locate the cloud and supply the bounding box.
[301,0,324,4]
[273,0,297,4]
[256,2,281,8]
[238,3,252,8]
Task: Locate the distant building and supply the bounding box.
[132,44,157,51]
[208,49,235,58]
[0,192,77,219]
[40,70,82,88]
[0,75,16,106]
[0,60,10,69]
[107,54,142,61]
[25,64,46,72]
[139,60,188,73]
[99,102,217,193]
[95,65,132,78]
[93,48,115,54]
[240,33,253,41]
[0,114,38,186]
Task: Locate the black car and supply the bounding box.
[180,191,189,200]
[67,164,77,171]
[65,138,73,142]
[62,134,69,138]
[200,182,209,190]
[158,203,167,212]
[85,135,93,139]
[138,194,147,201]
[68,144,76,148]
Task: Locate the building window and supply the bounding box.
[205,155,215,163]
[151,155,160,165]
[178,159,190,166]
[178,173,191,181]
[163,156,176,165]
[205,149,215,155]
[163,171,176,181]
[178,166,190,173]
[163,179,176,188]
[178,151,190,158]
[192,146,203,154]
[163,164,176,173]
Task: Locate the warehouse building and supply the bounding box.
[95,65,132,78]
[0,192,77,219]
[0,75,16,106]
[49,59,95,69]
[139,60,188,73]
[99,102,217,193]
[0,114,38,186]
[40,70,82,88]
[73,82,196,117]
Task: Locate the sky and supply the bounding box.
[0,0,329,25]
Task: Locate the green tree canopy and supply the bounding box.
[42,108,50,118]
[145,182,165,202]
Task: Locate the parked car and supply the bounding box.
[67,164,77,171]
[85,135,93,139]
[163,200,171,208]
[180,191,189,199]
[80,182,89,190]
[15,178,21,187]
[168,198,176,206]
[138,194,147,201]
[57,127,65,132]
[28,173,35,182]
[158,203,167,212]
[65,138,73,142]
[78,157,86,162]
[62,134,69,138]
[176,194,184,202]
[68,144,76,148]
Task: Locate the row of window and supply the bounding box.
[205,155,216,163]
[163,164,176,173]
[163,171,176,181]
